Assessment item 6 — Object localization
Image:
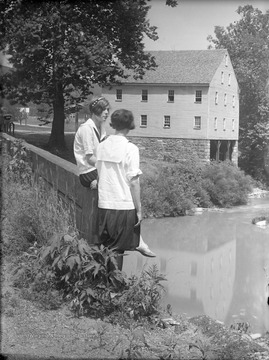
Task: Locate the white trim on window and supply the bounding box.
[194,116,201,130]
[195,90,202,103]
[221,71,224,84]
[140,115,147,127]
[225,54,228,66]
[168,90,174,102]
[164,115,171,128]
[228,74,231,86]
[223,118,226,131]
[232,95,235,107]
[214,117,217,130]
[141,89,148,102]
[224,93,227,106]
[232,119,235,131]
[215,91,218,105]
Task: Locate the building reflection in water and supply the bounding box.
[123,206,269,334]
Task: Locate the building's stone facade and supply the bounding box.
[129,136,238,165]
[130,136,210,163]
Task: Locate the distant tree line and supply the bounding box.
[208,5,269,183]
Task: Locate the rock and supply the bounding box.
[250,334,262,340]
[256,220,267,228]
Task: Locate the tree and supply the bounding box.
[207,5,269,182]
[0,0,178,150]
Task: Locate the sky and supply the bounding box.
[143,0,268,51]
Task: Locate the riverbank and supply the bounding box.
[2,259,269,360]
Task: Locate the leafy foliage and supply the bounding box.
[201,161,253,207]
[141,158,253,216]
[39,234,166,320]
[5,138,33,184]
[207,5,269,183]
[40,234,127,317]
[117,264,166,320]
[0,0,177,148]
[141,159,205,217]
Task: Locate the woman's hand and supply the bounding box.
[134,210,142,228]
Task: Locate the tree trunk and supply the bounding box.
[48,84,66,150]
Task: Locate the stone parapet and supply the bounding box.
[2,133,98,244]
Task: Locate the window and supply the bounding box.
[164,116,170,128]
[232,119,235,131]
[215,91,218,105]
[225,54,228,66]
[141,89,148,102]
[228,74,231,86]
[168,90,174,102]
[221,71,224,84]
[232,95,235,107]
[116,89,122,101]
[195,90,202,103]
[140,115,147,127]
[194,116,201,130]
[223,118,226,131]
[214,117,217,130]
[224,93,227,106]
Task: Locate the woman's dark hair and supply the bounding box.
[89,97,110,116]
[110,109,135,131]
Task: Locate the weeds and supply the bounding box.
[117,264,166,320]
[40,234,127,317]
[189,335,222,359]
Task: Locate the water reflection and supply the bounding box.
[123,197,269,335]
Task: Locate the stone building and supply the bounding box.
[102,49,239,164]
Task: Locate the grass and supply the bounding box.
[13,124,77,164]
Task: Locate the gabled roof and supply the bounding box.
[123,49,227,85]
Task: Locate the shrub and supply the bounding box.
[117,264,166,320]
[37,233,166,320]
[40,234,127,317]
[141,159,205,217]
[201,161,253,207]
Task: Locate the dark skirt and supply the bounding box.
[98,208,140,251]
[79,169,98,187]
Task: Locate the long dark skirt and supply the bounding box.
[98,208,140,251]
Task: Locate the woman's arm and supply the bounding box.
[129,176,142,226]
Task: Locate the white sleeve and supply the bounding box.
[125,143,142,182]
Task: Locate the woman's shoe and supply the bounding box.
[135,246,156,257]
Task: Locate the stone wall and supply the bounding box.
[2,133,98,245]
[129,136,211,162]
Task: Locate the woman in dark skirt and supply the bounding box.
[96,109,155,270]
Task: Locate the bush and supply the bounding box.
[39,234,166,320]
[141,158,206,217]
[40,234,127,317]
[201,161,253,207]
[117,264,166,320]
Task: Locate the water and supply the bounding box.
[123,196,269,335]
